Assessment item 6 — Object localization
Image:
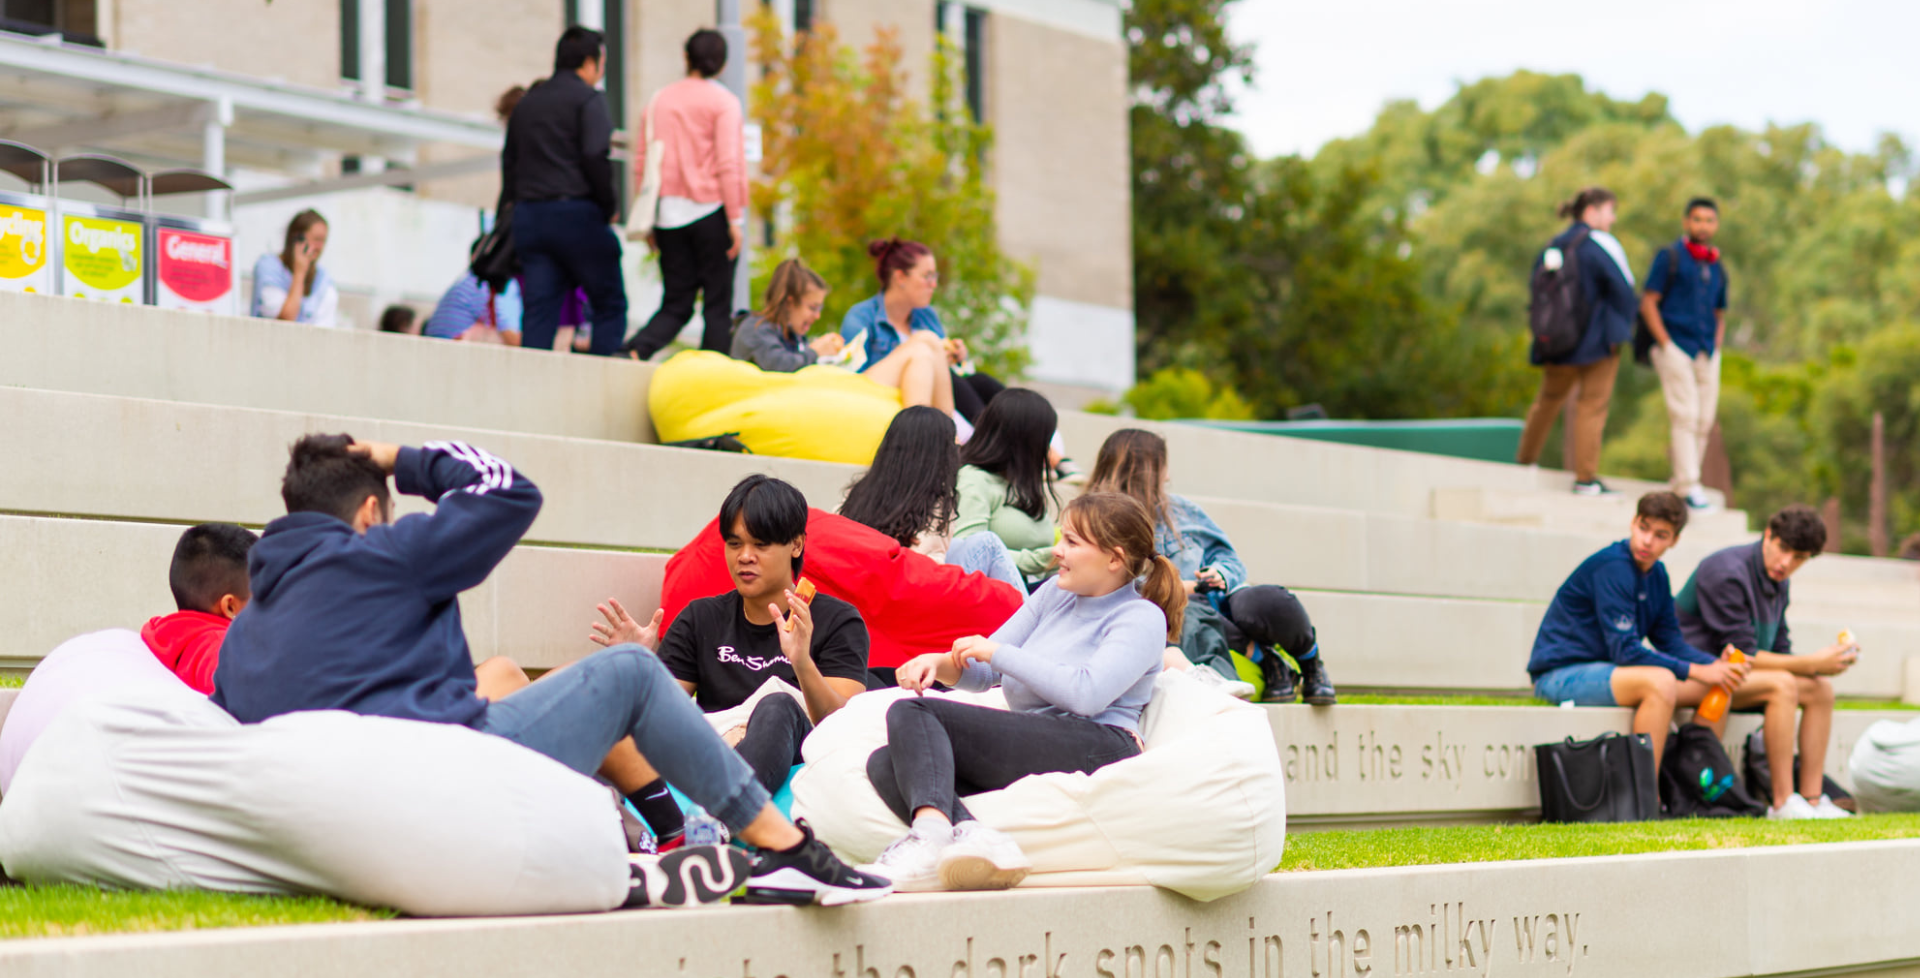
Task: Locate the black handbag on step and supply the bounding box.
[1535,731,1660,823]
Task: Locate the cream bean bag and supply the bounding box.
[0,628,182,796]
[0,683,628,917]
[791,670,1286,901]
[1850,718,1920,813]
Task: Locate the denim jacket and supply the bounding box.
[838,294,945,373]
[1155,494,1249,594]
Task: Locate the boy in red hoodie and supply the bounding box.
[141,523,257,694]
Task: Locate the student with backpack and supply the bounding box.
[1640,198,1730,511]
[1515,187,1640,495]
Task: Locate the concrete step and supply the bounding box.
[1432,485,1753,543]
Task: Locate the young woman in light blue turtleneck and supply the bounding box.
[861,491,1185,892]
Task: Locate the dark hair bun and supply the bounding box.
[867,238,899,259]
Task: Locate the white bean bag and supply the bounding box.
[0,683,628,917]
[1850,718,1920,813]
[790,670,1286,902]
[0,628,183,795]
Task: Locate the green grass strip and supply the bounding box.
[0,886,391,940]
[1278,813,1920,873]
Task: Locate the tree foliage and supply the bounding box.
[747,9,1034,377]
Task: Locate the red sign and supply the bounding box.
[156,228,232,304]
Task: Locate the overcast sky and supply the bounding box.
[1223,0,1919,162]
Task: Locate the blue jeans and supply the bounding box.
[514,198,628,355]
[1533,661,1618,706]
[476,645,770,831]
[946,532,1026,592]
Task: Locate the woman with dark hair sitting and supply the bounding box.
[730,257,843,371]
[1086,428,1337,705]
[951,389,1059,586]
[841,406,1024,592]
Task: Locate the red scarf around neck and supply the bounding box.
[1684,239,1720,264]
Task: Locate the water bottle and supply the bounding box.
[1694,649,1747,723]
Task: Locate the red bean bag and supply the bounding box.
[661,510,1024,669]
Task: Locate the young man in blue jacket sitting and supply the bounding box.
[212,434,890,908]
[1526,491,1749,768]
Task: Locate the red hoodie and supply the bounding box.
[141,611,230,695]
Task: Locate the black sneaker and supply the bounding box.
[621,845,751,909]
[1256,650,1297,704]
[1297,653,1337,706]
[738,819,892,906]
[1571,480,1618,497]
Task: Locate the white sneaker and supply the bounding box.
[1767,793,1821,820]
[1685,489,1715,511]
[1812,794,1853,819]
[1185,665,1257,700]
[937,821,1031,891]
[859,826,952,892]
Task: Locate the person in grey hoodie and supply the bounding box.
[860,492,1184,893]
[729,257,843,371]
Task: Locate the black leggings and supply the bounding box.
[733,694,812,793]
[950,370,1005,424]
[1218,585,1318,659]
[865,697,1141,824]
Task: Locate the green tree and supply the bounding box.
[748,11,1034,377]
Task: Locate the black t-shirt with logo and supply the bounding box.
[657,590,871,712]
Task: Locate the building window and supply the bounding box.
[340,0,413,93]
[0,0,99,44]
[935,3,987,124]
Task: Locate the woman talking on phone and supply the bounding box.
[252,209,341,328]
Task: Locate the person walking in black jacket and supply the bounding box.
[499,27,628,356]
[213,435,891,908]
[1515,187,1639,495]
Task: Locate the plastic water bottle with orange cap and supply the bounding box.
[1694,648,1749,724]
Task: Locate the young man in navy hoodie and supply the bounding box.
[1526,491,1750,768]
[212,434,889,908]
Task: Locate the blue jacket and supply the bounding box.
[838,294,944,373]
[1534,223,1637,366]
[212,442,542,726]
[1156,494,1249,593]
[1527,540,1717,681]
[1645,240,1728,358]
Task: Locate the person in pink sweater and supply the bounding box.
[623,29,749,361]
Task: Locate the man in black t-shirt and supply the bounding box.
[595,475,870,796]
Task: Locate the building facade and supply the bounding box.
[0,0,1132,393]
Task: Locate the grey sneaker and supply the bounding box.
[1571,480,1618,496]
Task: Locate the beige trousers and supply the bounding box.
[1516,353,1621,484]
[1652,343,1722,495]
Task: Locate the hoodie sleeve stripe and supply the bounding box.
[424,440,514,496]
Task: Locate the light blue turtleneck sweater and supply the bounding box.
[955,579,1166,733]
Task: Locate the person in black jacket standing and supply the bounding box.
[499,27,628,356]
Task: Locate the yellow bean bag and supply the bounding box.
[648,350,902,465]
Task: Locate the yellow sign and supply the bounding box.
[0,206,48,282]
[63,214,143,293]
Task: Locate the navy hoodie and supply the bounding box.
[1526,540,1717,682]
[212,441,541,726]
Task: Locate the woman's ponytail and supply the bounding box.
[1141,554,1185,642]
[1062,492,1187,642]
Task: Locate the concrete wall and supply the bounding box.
[109,0,342,91]
[6,842,1920,976]
[822,0,938,98]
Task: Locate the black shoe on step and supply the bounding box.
[1297,654,1337,706]
[738,819,892,907]
[1257,650,1297,704]
[621,845,751,909]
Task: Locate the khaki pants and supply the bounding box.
[1516,352,1621,483]
[1651,342,1722,495]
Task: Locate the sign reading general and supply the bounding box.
[61,213,143,303]
[155,228,236,314]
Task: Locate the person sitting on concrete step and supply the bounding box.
[590,475,870,806]
[140,523,258,695]
[728,258,843,371]
[952,389,1061,586]
[1086,428,1335,705]
[1527,491,1750,770]
[863,492,1179,892]
[1675,504,1856,819]
[211,434,890,908]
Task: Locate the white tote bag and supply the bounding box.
[625,93,664,241]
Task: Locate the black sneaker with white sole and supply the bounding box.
[737,819,893,907]
[621,845,751,909]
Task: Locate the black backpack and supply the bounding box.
[470,202,519,291]
[1528,228,1590,363]
[1659,723,1765,818]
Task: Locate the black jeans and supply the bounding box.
[514,198,629,356]
[1219,585,1318,659]
[627,208,736,359]
[733,694,813,794]
[951,370,1005,424]
[865,697,1141,824]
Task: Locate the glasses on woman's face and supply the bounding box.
[918,269,939,285]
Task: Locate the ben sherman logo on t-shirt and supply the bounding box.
[717,645,784,671]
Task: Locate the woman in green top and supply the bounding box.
[952,389,1059,582]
